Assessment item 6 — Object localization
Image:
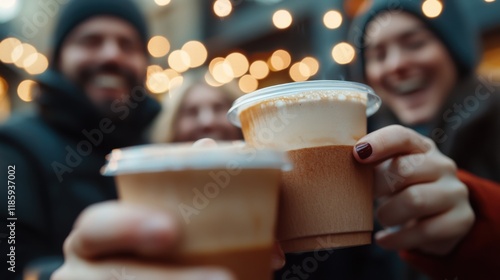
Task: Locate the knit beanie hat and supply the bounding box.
[50,0,149,67]
[348,0,479,81]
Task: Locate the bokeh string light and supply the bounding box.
[323,10,343,29]
[154,0,171,6]
[213,0,232,17]
[273,9,293,29]
[148,36,170,58]
[332,42,355,65]
[182,41,208,68]
[422,0,443,18]
[17,80,36,102]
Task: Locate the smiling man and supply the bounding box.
[55,16,149,115]
[0,0,161,279]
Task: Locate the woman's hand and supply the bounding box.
[51,201,234,280]
[353,125,475,255]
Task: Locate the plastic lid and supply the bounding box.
[101,142,291,176]
[227,80,381,127]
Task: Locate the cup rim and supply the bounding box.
[227,80,381,127]
[101,142,292,176]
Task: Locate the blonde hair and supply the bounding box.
[150,68,243,143]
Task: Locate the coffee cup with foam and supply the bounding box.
[101,142,291,280]
[227,80,381,253]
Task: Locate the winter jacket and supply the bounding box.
[0,69,161,280]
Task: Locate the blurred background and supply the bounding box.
[0,0,499,123]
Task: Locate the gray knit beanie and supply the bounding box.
[50,0,149,67]
[348,0,479,81]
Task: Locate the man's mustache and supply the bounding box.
[77,63,140,89]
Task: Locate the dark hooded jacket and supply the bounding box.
[0,1,158,279]
[0,69,161,280]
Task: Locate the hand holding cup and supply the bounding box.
[353,125,475,255]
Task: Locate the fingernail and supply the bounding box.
[140,214,173,233]
[272,254,286,270]
[375,226,401,240]
[355,142,372,159]
[375,230,389,240]
[139,215,174,252]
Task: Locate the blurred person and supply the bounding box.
[0,0,159,278]
[0,1,265,280]
[151,68,243,143]
[277,1,500,280]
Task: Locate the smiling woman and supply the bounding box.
[150,68,243,144]
[339,1,500,279]
[363,12,458,125]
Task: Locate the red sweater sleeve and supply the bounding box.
[399,169,500,279]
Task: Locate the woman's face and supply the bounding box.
[364,12,458,125]
[173,84,242,142]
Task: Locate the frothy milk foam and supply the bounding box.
[240,90,367,150]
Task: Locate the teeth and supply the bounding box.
[93,75,126,89]
[393,78,425,95]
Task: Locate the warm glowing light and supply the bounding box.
[214,0,232,17]
[17,80,36,102]
[0,76,9,120]
[154,0,171,6]
[225,52,249,77]
[163,68,180,80]
[147,68,182,93]
[169,76,184,91]
[422,0,443,18]
[239,75,258,93]
[301,57,319,77]
[485,0,495,2]
[249,60,269,80]
[23,53,49,75]
[148,36,170,58]
[12,43,37,68]
[0,76,10,118]
[209,57,225,73]
[0,76,7,97]
[212,61,233,84]
[146,72,170,94]
[323,10,343,29]
[0,0,20,23]
[269,49,291,71]
[0,0,16,9]
[0,38,21,63]
[298,62,311,77]
[182,41,207,68]
[147,65,163,76]
[289,62,309,82]
[273,10,293,29]
[205,72,223,87]
[332,42,355,65]
[168,50,190,73]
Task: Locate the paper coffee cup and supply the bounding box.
[102,143,291,280]
[228,80,381,253]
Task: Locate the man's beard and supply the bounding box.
[74,62,145,120]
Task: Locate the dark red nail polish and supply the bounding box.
[355,142,372,160]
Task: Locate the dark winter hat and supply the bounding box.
[50,0,149,67]
[348,0,479,81]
